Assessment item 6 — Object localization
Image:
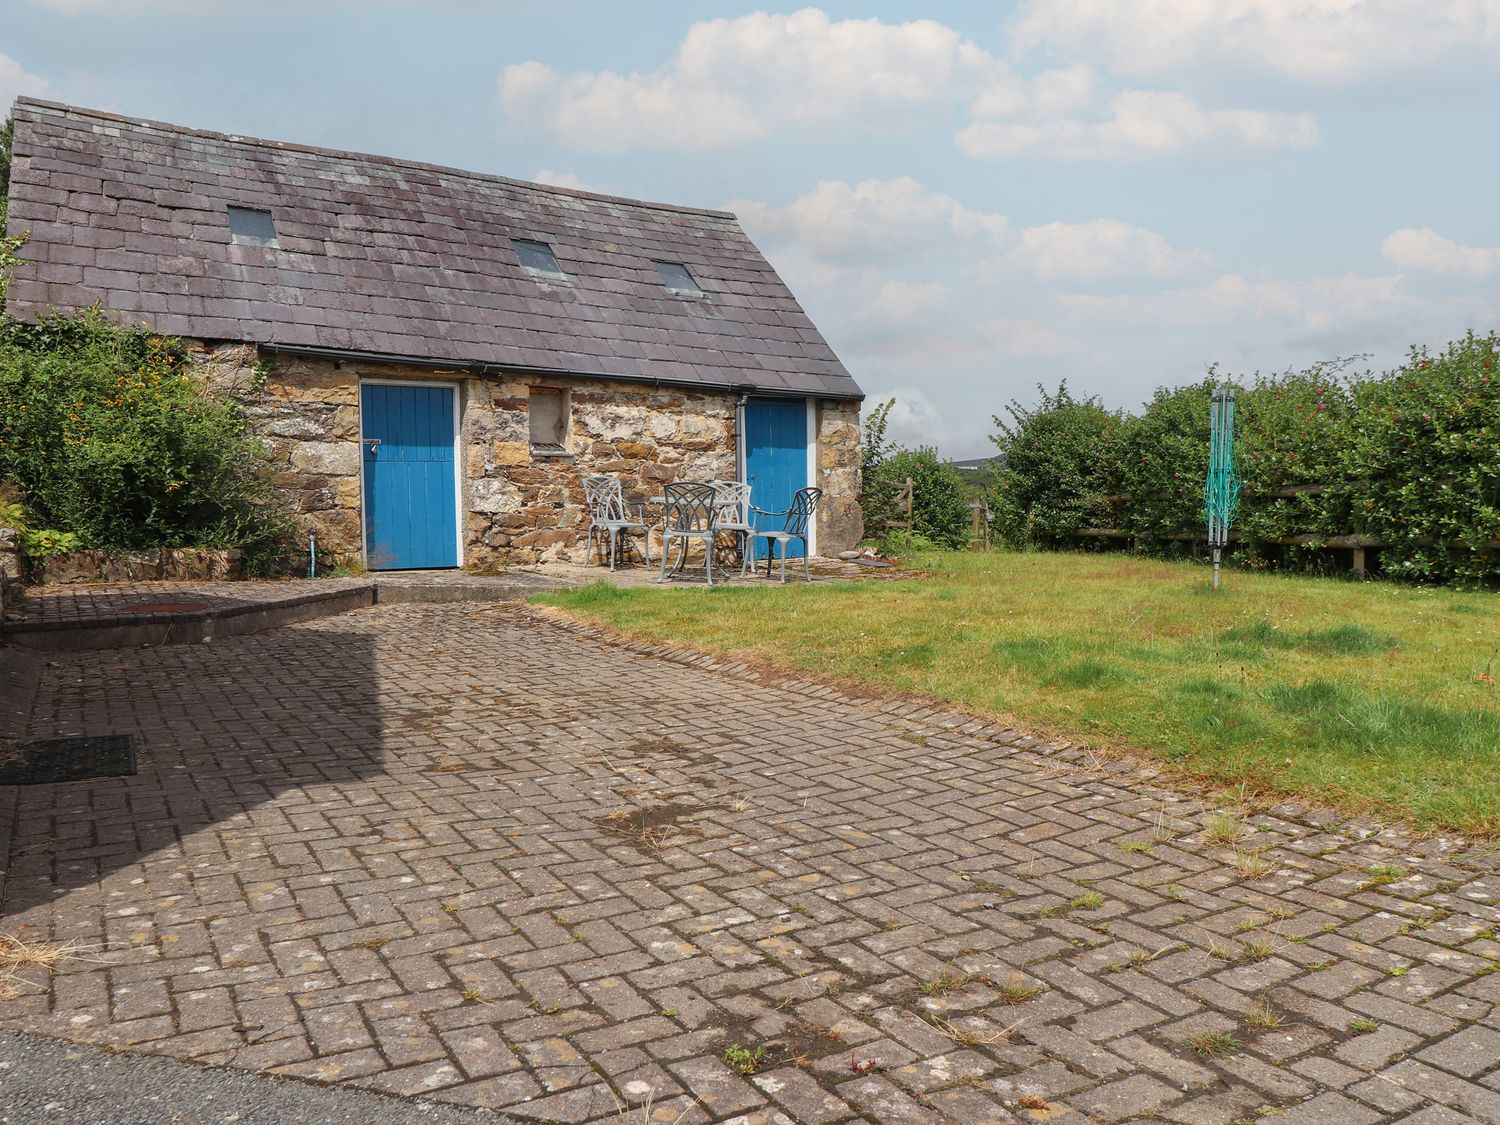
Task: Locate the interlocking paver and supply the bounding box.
[2,602,1498,1123]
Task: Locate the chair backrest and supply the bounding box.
[582,475,626,522]
[783,487,824,538]
[709,480,752,525]
[662,482,718,533]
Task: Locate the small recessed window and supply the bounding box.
[513,238,567,279]
[529,386,570,453]
[227,206,277,247]
[653,260,706,297]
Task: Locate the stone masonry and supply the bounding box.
[195,344,862,569]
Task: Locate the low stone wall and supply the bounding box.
[28,548,243,586]
[195,344,863,567]
[0,528,19,621]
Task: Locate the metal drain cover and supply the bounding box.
[0,735,136,785]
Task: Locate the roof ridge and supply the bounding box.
[11,96,739,222]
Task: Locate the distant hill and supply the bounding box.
[947,454,1002,500]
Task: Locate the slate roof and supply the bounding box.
[3,98,862,400]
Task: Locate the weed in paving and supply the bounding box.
[722,1043,764,1075]
[1188,1031,1240,1057]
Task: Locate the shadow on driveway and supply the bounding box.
[0,621,384,920]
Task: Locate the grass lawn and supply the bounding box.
[537,551,1500,836]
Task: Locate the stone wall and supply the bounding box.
[193,343,862,567]
[817,399,864,552]
[29,548,242,586]
[0,528,19,620]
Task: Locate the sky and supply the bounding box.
[2,1,1499,458]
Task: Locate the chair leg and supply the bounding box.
[657,533,671,583]
[705,535,714,587]
[584,526,593,567]
[803,537,811,582]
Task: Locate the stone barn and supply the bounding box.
[2,98,864,569]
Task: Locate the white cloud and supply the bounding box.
[0,53,49,112]
[731,177,1013,267]
[499,8,1000,150]
[1011,219,1215,280]
[531,168,615,195]
[1381,228,1500,277]
[24,0,192,11]
[978,318,1073,359]
[958,89,1317,161]
[1062,273,1411,338]
[864,385,968,452]
[499,8,1319,163]
[861,281,948,323]
[737,178,1210,283]
[1013,0,1500,86]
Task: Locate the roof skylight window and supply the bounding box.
[653,260,706,297]
[513,238,568,279]
[227,206,277,247]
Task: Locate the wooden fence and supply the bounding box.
[864,477,913,542]
[1065,480,1500,574]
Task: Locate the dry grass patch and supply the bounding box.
[593,805,699,855]
[0,932,105,993]
[919,968,971,997]
[0,933,82,973]
[992,972,1045,1003]
[922,1012,1021,1047]
[1239,933,1278,963]
[609,1089,698,1124]
[1188,1030,1240,1057]
[1205,813,1249,846]
[1246,995,1285,1031]
[1232,850,1279,881]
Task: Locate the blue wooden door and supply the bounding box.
[361,383,458,570]
[744,397,809,559]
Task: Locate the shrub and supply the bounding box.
[860,399,972,550]
[1348,334,1500,583]
[989,336,1500,584]
[990,383,1124,542]
[1116,379,1215,539]
[875,446,972,549]
[0,310,293,564]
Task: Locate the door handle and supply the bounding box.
[362,437,381,452]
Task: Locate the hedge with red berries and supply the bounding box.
[989,332,1500,584]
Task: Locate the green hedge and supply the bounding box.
[0,311,293,565]
[990,333,1500,584]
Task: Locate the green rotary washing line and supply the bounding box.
[1204,387,1241,590]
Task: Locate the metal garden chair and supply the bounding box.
[657,482,721,586]
[582,475,651,571]
[750,487,823,583]
[708,479,754,574]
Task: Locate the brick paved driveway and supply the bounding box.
[2,604,1499,1124]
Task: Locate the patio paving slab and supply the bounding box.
[0,602,1496,1123]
